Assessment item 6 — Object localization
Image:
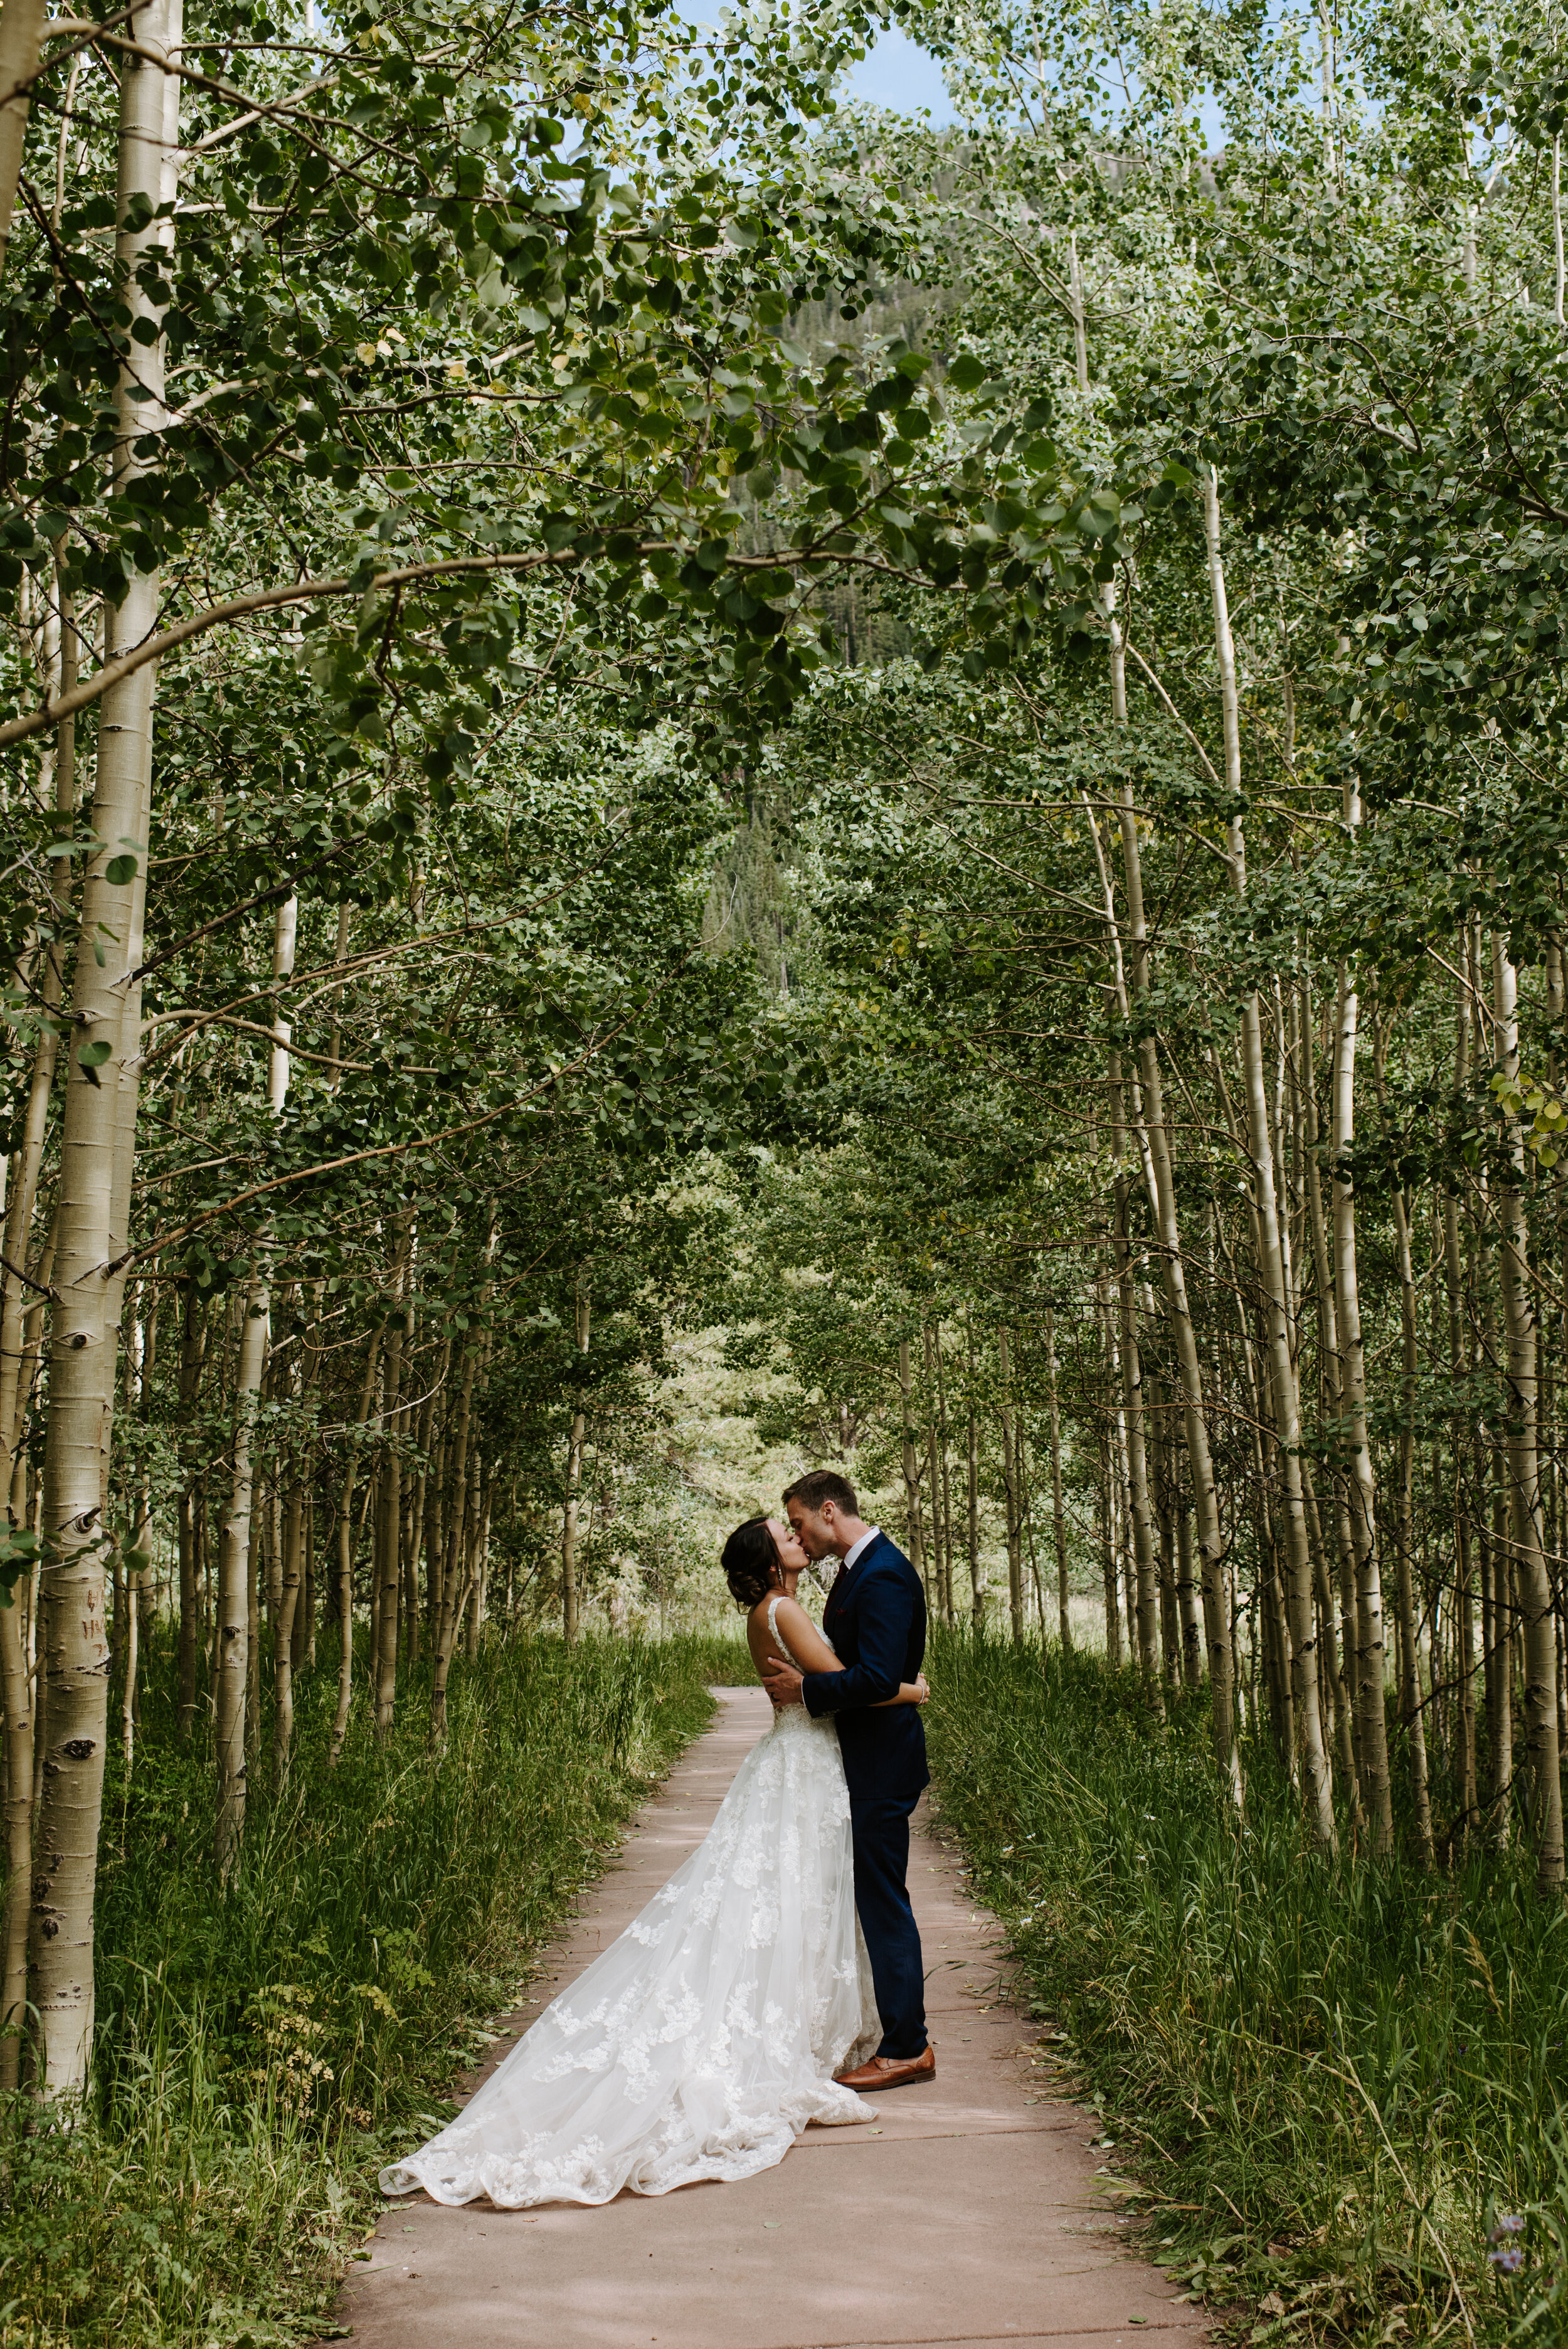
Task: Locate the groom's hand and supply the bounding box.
[761,1657,805,1709]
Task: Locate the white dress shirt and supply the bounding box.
[842,1525,882,1575]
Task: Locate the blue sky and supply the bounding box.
[844,26,956,122]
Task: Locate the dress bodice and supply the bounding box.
[766,1596,837,1739]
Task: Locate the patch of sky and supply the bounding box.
[845,27,956,124]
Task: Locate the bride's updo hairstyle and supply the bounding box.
[723,1517,781,1611]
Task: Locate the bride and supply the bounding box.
[379,1514,929,2208]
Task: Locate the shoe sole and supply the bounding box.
[836,2067,937,2093]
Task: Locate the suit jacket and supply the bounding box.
[801,1532,929,1806]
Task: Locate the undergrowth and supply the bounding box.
[923,1628,1568,2347]
[1,1629,731,2348]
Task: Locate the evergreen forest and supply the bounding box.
[3,0,1568,2335]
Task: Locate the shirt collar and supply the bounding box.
[842,1525,882,1575]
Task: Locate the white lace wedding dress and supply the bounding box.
[379,1601,878,2208]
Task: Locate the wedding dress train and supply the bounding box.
[379,1603,877,2208]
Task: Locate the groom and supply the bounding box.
[761,1469,935,2091]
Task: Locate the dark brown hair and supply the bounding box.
[781,1468,858,1518]
[721,1517,781,1610]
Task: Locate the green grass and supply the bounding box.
[922,1628,1568,2346]
[1,1630,725,2348]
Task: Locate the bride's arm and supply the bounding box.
[768,1598,928,1705]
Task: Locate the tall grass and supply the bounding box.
[1,1630,726,2348]
[923,1629,1568,2345]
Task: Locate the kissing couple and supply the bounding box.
[381,1468,933,2208]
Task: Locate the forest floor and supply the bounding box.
[342,1686,1201,2349]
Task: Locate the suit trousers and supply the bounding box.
[850,1790,927,2059]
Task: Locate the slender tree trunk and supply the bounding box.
[1493,933,1564,1887]
[561,1283,591,1646]
[373,1217,413,1740]
[0,0,46,273]
[1330,827,1394,1850]
[899,1337,929,1601]
[997,1327,1023,1641]
[174,1278,206,1739]
[29,4,182,2087]
[1117,753,1238,1793]
[1110,1056,1163,1710]
[214,1272,267,1871]
[1044,1307,1071,1648]
[964,1306,982,1628]
[329,1329,383,1764]
[0,1549,33,2086]
[272,1480,304,1781]
[1205,470,1331,1839]
[934,1320,955,1627]
[922,1320,947,1625]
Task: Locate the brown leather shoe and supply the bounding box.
[834,2046,936,2092]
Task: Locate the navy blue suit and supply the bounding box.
[801,1533,929,2059]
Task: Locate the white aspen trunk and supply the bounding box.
[329,1328,383,1764]
[0,1557,32,2087]
[28,0,180,2094]
[214,1276,266,1872]
[898,1338,928,1600]
[1443,1184,1480,1837]
[1110,1051,1163,1710]
[1296,973,1363,1818]
[373,1336,404,1736]
[174,1278,204,1739]
[933,1321,955,1626]
[264,898,299,1773]
[964,1307,982,1627]
[1043,1307,1070,1647]
[561,1284,591,1647]
[1205,469,1333,1846]
[1116,758,1239,1795]
[371,1213,413,1741]
[1492,934,1565,1889]
[1368,1004,1436,1866]
[997,1328,1023,1641]
[1332,888,1394,1849]
[0,0,46,272]
[0,571,75,1493]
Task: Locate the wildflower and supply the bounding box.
[1489,2215,1525,2243]
[1489,2247,1524,2276]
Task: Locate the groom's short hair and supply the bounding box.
[783,1468,858,1517]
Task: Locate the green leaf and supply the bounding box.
[105,854,139,885]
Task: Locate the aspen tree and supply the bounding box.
[372,1272,406,1737]
[1491,933,1564,1889]
[964,1305,982,1626]
[1109,1047,1163,1710]
[329,1328,383,1764]
[1330,780,1394,1850]
[1111,620,1240,1794]
[0,0,46,273]
[1370,1002,1435,1865]
[933,1318,955,1625]
[1205,470,1332,1843]
[1043,1305,1071,1648]
[561,1281,591,1646]
[898,1337,929,1598]
[997,1327,1023,1640]
[28,0,181,2092]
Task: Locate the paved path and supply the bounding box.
[341,1689,1205,2349]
